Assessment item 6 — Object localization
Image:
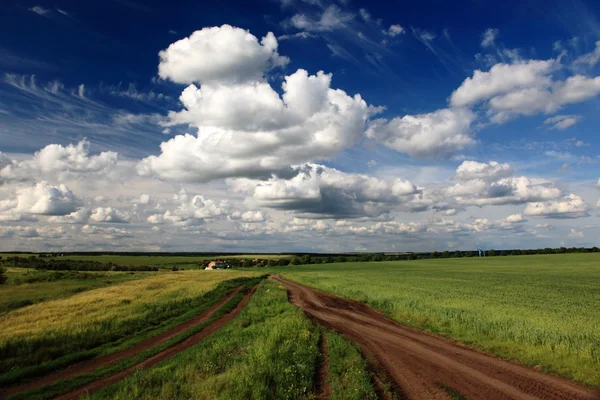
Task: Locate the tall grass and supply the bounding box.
[323,331,378,400]
[0,268,151,314]
[278,254,600,387]
[0,270,259,374]
[88,280,320,400]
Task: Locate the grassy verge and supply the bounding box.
[6,277,264,400]
[322,330,378,400]
[87,279,320,400]
[0,274,261,386]
[0,268,152,315]
[277,254,600,388]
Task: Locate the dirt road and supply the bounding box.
[274,276,600,400]
[53,285,256,400]
[1,286,245,398]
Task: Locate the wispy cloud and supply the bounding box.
[0,74,168,156]
[29,5,50,16]
[543,115,582,130]
[481,28,499,48]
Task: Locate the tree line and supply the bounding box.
[0,257,159,272]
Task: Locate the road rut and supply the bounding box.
[275,276,600,400]
[53,285,256,400]
[1,285,245,398]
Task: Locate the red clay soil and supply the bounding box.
[274,276,600,400]
[1,285,245,398]
[53,285,257,400]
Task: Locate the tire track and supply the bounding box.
[1,285,245,398]
[53,285,257,400]
[275,276,600,400]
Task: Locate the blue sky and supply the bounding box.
[0,0,599,252]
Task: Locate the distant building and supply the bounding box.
[206,260,229,270]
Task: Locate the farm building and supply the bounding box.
[205,261,229,270]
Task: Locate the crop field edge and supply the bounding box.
[0,275,265,388]
[5,277,264,400]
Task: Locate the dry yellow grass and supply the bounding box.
[0,270,257,343]
[0,270,260,372]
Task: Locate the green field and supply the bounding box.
[88,279,375,400]
[0,270,260,382]
[2,253,599,397]
[277,254,600,387]
[0,268,155,314]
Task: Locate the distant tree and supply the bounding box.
[0,267,7,285]
[454,250,463,258]
[592,247,599,253]
[359,254,373,262]
[300,255,312,265]
[442,251,450,258]
[372,253,383,262]
[488,249,497,257]
[278,258,290,266]
[432,251,440,258]
[499,250,508,256]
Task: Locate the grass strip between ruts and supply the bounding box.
[5,277,264,400]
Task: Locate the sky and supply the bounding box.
[0,0,599,252]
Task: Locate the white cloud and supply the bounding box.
[231,210,267,223]
[450,58,600,123]
[488,75,600,120]
[568,228,584,239]
[358,8,371,22]
[455,160,512,181]
[146,189,228,226]
[138,69,369,182]
[366,108,476,157]
[413,28,435,42]
[29,5,50,16]
[544,115,581,130]
[385,24,405,37]
[447,173,561,207]
[524,194,589,218]
[157,25,289,85]
[481,28,499,48]
[0,140,117,182]
[48,208,91,224]
[573,41,600,68]
[504,213,526,223]
[138,194,151,205]
[450,60,555,108]
[278,32,316,41]
[239,163,419,218]
[81,224,134,239]
[3,182,80,216]
[288,5,354,32]
[90,207,129,223]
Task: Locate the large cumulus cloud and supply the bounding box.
[158,25,289,84]
[1,182,80,217]
[0,140,117,182]
[138,68,369,182]
[366,108,476,158]
[232,163,420,218]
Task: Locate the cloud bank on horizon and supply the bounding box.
[0,0,599,252]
